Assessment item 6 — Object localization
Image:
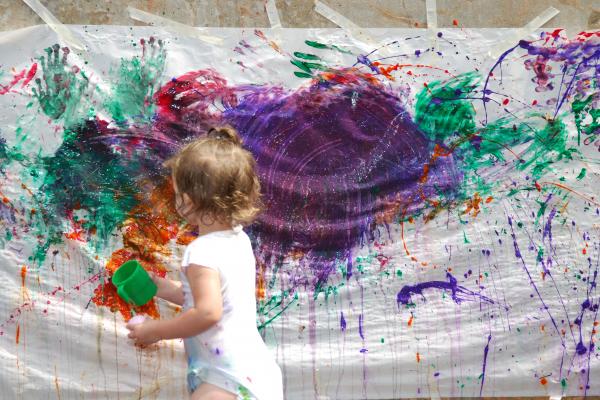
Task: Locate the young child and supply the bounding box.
[126,126,283,400]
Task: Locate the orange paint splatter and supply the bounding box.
[91,280,159,321]
[256,261,267,300]
[540,377,548,385]
[416,352,421,362]
[92,180,179,320]
[20,266,27,287]
[463,192,484,217]
[452,19,459,26]
[408,315,413,327]
[15,324,20,344]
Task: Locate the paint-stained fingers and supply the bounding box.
[51,44,60,66]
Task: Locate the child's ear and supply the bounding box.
[182,193,193,206]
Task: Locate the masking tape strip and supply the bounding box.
[127,6,222,45]
[314,0,377,48]
[22,0,85,50]
[265,0,282,29]
[426,0,437,29]
[488,6,559,59]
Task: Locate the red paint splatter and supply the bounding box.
[502,98,509,105]
[540,377,548,385]
[0,63,37,95]
[21,63,38,87]
[452,19,459,26]
[535,181,541,192]
[15,324,20,344]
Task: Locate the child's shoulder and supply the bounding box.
[186,227,247,251]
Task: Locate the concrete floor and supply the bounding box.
[0,0,598,32]
[0,1,597,399]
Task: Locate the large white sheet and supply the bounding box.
[0,25,598,399]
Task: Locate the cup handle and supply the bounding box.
[117,285,131,304]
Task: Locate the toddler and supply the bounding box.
[127,126,283,400]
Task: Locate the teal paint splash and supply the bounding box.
[414,72,479,143]
[105,37,166,125]
[32,44,89,126]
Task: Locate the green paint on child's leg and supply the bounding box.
[238,385,252,400]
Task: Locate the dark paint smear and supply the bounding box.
[153,69,463,291]
[223,75,463,254]
[396,272,495,307]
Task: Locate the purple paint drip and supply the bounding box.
[480,334,492,397]
[358,313,364,340]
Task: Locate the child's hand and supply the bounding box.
[126,319,162,346]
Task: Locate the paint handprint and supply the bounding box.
[106,36,166,124]
[32,44,88,125]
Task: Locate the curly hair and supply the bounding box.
[163,125,262,226]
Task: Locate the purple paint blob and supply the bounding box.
[396,272,495,307]
[152,69,463,292]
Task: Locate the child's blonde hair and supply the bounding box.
[163,125,262,226]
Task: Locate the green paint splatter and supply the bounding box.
[572,93,598,146]
[31,124,141,264]
[576,168,587,180]
[304,40,351,54]
[105,38,166,125]
[463,231,470,243]
[257,291,299,331]
[294,52,321,61]
[238,385,252,400]
[414,72,479,143]
[305,40,328,49]
[294,71,312,78]
[32,44,89,127]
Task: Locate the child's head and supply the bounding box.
[163,125,261,227]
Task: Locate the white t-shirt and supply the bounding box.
[180,225,283,400]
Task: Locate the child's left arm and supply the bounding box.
[127,264,222,346]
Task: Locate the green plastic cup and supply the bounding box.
[112,260,157,306]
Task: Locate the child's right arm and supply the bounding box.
[151,273,184,306]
